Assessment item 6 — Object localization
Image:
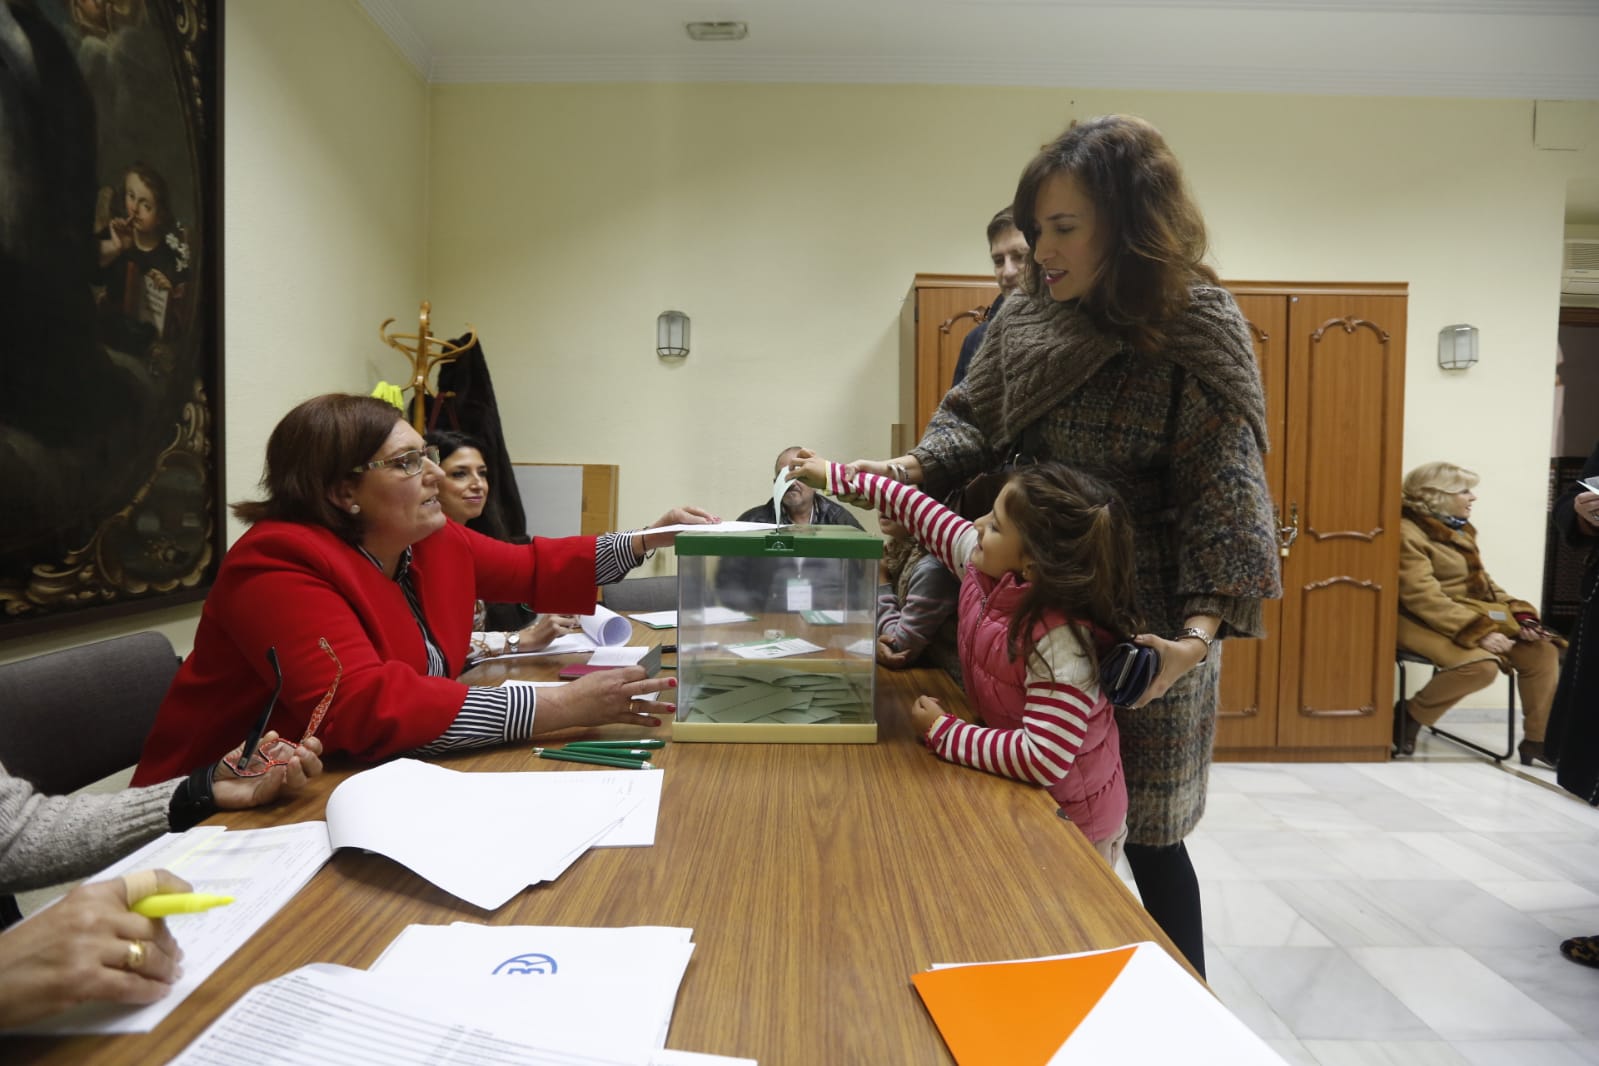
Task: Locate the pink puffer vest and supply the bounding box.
[957,566,1127,843]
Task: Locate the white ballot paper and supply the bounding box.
[169,963,754,1066]
[17,822,332,1035]
[324,759,658,908]
[372,923,697,1053]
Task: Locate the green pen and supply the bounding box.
[563,739,666,750]
[567,738,666,749]
[563,746,656,760]
[534,747,656,770]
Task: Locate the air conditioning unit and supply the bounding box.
[1564,238,1599,307]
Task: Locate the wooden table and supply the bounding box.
[14,637,1183,1064]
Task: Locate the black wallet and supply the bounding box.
[1098,642,1161,707]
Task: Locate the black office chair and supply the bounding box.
[600,575,678,613]
[1395,648,1515,762]
[0,632,180,795]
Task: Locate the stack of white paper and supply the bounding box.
[372,923,697,1053]
[169,962,755,1065]
[324,759,664,909]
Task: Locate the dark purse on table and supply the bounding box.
[1098,642,1161,708]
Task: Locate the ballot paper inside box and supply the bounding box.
[674,526,881,743]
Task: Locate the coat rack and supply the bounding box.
[378,301,477,431]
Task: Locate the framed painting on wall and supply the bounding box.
[0,0,223,634]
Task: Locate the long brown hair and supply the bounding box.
[1013,114,1217,352]
[233,394,401,543]
[1000,463,1141,670]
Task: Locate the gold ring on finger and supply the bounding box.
[124,939,148,971]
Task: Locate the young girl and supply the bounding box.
[789,452,1140,865]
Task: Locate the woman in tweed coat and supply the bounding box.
[854,116,1280,977]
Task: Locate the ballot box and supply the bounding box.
[672,526,882,743]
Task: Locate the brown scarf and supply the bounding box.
[957,284,1269,455]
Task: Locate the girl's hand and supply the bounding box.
[1478,632,1515,655]
[1127,633,1209,708]
[909,694,944,737]
[212,733,325,810]
[876,637,914,669]
[784,449,831,489]
[523,614,581,651]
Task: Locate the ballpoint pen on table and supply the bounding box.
[130,893,236,918]
[534,747,656,770]
[236,646,282,771]
[563,739,666,750]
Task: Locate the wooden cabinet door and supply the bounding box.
[903,277,998,443]
[1274,293,1406,755]
[1215,293,1288,750]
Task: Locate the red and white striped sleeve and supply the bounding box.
[825,463,978,573]
[924,625,1101,787]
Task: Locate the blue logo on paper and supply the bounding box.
[493,952,559,975]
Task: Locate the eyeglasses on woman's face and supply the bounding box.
[352,444,441,478]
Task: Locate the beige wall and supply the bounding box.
[3,0,428,664]
[429,84,1599,603]
[15,26,1599,670]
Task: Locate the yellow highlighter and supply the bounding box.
[130,892,236,918]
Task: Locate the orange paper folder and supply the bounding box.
[911,942,1286,1066]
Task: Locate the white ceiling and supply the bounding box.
[359,0,1599,99]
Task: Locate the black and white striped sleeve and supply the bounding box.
[410,683,538,756]
[595,530,647,586]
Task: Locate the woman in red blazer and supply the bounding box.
[134,394,705,784]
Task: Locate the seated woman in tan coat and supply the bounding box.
[1396,462,1560,765]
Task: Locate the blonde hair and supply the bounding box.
[1402,461,1479,515]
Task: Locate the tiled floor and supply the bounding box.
[1124,713,1599,1065]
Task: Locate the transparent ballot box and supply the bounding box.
[673,526,883,743]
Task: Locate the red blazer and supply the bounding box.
[132,520,597,784]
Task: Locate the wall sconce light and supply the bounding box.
[1437,324,1478,371]
[657,310,690,360]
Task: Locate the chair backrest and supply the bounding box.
[601,575,678,613]
[0,632,180,795]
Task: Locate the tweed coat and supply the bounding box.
[912,285,1281,846]
[1396,508,1538,672]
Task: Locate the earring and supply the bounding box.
[349,504,361,515]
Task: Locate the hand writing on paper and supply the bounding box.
[0,870,189,1029]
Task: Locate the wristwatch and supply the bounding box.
[506,631,520,653]
[1174,626,1214,660]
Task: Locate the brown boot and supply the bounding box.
[1518,739,1556,769]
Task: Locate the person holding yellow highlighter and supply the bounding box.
[0,730,322,1028]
